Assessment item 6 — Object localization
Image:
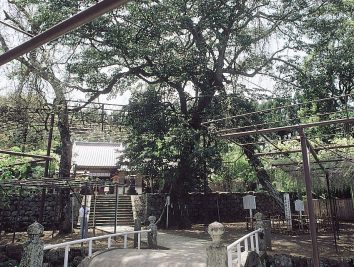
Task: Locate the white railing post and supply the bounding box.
[43,228,153,266]
[124,234,128,248]
[89,240,93,256]
[64,245,70,267]
[225,228,263,267]
[236,243,241,267]
[255,232,259,254]
[108,236,112,249]
[227,248,233,267]
[244,238,249,253]
[250,234,255,251]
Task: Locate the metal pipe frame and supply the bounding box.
[0,0,129,66]
[272,158,350,167]
[203,93,354,126]
[255,144,354,157]
[220,117,354,139]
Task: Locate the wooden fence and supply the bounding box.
[305,198,354,221]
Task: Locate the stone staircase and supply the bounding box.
[90,195,134,227]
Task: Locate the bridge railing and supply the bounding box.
[44,229,151,267]
[226,228,263,267]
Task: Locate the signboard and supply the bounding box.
[294,199,305,230]
[243,195,256,210]
[294,199,304,212]
[243,195,256,229]
[284,193,292,229]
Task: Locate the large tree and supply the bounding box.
[2,0,330,225]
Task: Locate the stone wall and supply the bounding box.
[0,193,70,231]
[132,192,294,225]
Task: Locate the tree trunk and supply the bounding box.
[54,99,73,234]
[166,147,193,228]
[55,100,72,178]
[243,143,284,211]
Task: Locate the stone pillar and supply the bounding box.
[134,217,141,248]
[254,212,272,251]
[19,221,44,267]
[206,222,227,267]
[147,216,157,249]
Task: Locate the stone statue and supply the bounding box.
[20,221,44,267]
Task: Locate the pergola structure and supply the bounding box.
[203,94,354,266]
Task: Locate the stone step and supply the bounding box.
[94,204,132,207]
[95,197,131,200]
[95,202,132,205]
[94,214,133,217]
[91,204,132,209]
[94,205,132,208]
[93,217,134,221]
[89,195,134,227]
[90,219,134,224]
[95,201,132,204]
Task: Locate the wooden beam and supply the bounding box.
[0,150,53,160]
[220,118,354,138]
[255,144,354,156]
[0,0,129,66]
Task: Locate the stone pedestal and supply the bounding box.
[134,218,142,248]
[20,221,44,267]
[206,222,227,267]
[254,212,272,251]
[147,216,157,249]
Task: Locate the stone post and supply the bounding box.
[254,212,272,251]
[147,216,157,249]
[206,222,227,267]
[134,217,141,248]
[19,221,44,267]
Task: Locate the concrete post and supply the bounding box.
[19,221,44,267]
[134,217,142,248]
[147,216,157,249]
[254,212,272,251]
[206,221,227,267]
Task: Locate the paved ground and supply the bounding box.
[86,227,209,267]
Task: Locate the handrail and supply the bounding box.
[44,229,151,267]
[226,228,263,267]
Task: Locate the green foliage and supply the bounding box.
[211,144,257,192]
[120,87,223,191]
[0,147,59,180]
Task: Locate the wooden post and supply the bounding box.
[114,184,119,234]
[299,128,320,267]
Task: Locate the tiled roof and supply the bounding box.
[72,142,124,168]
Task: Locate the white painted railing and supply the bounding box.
[226,228,263,267]
[44,229,151,267]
